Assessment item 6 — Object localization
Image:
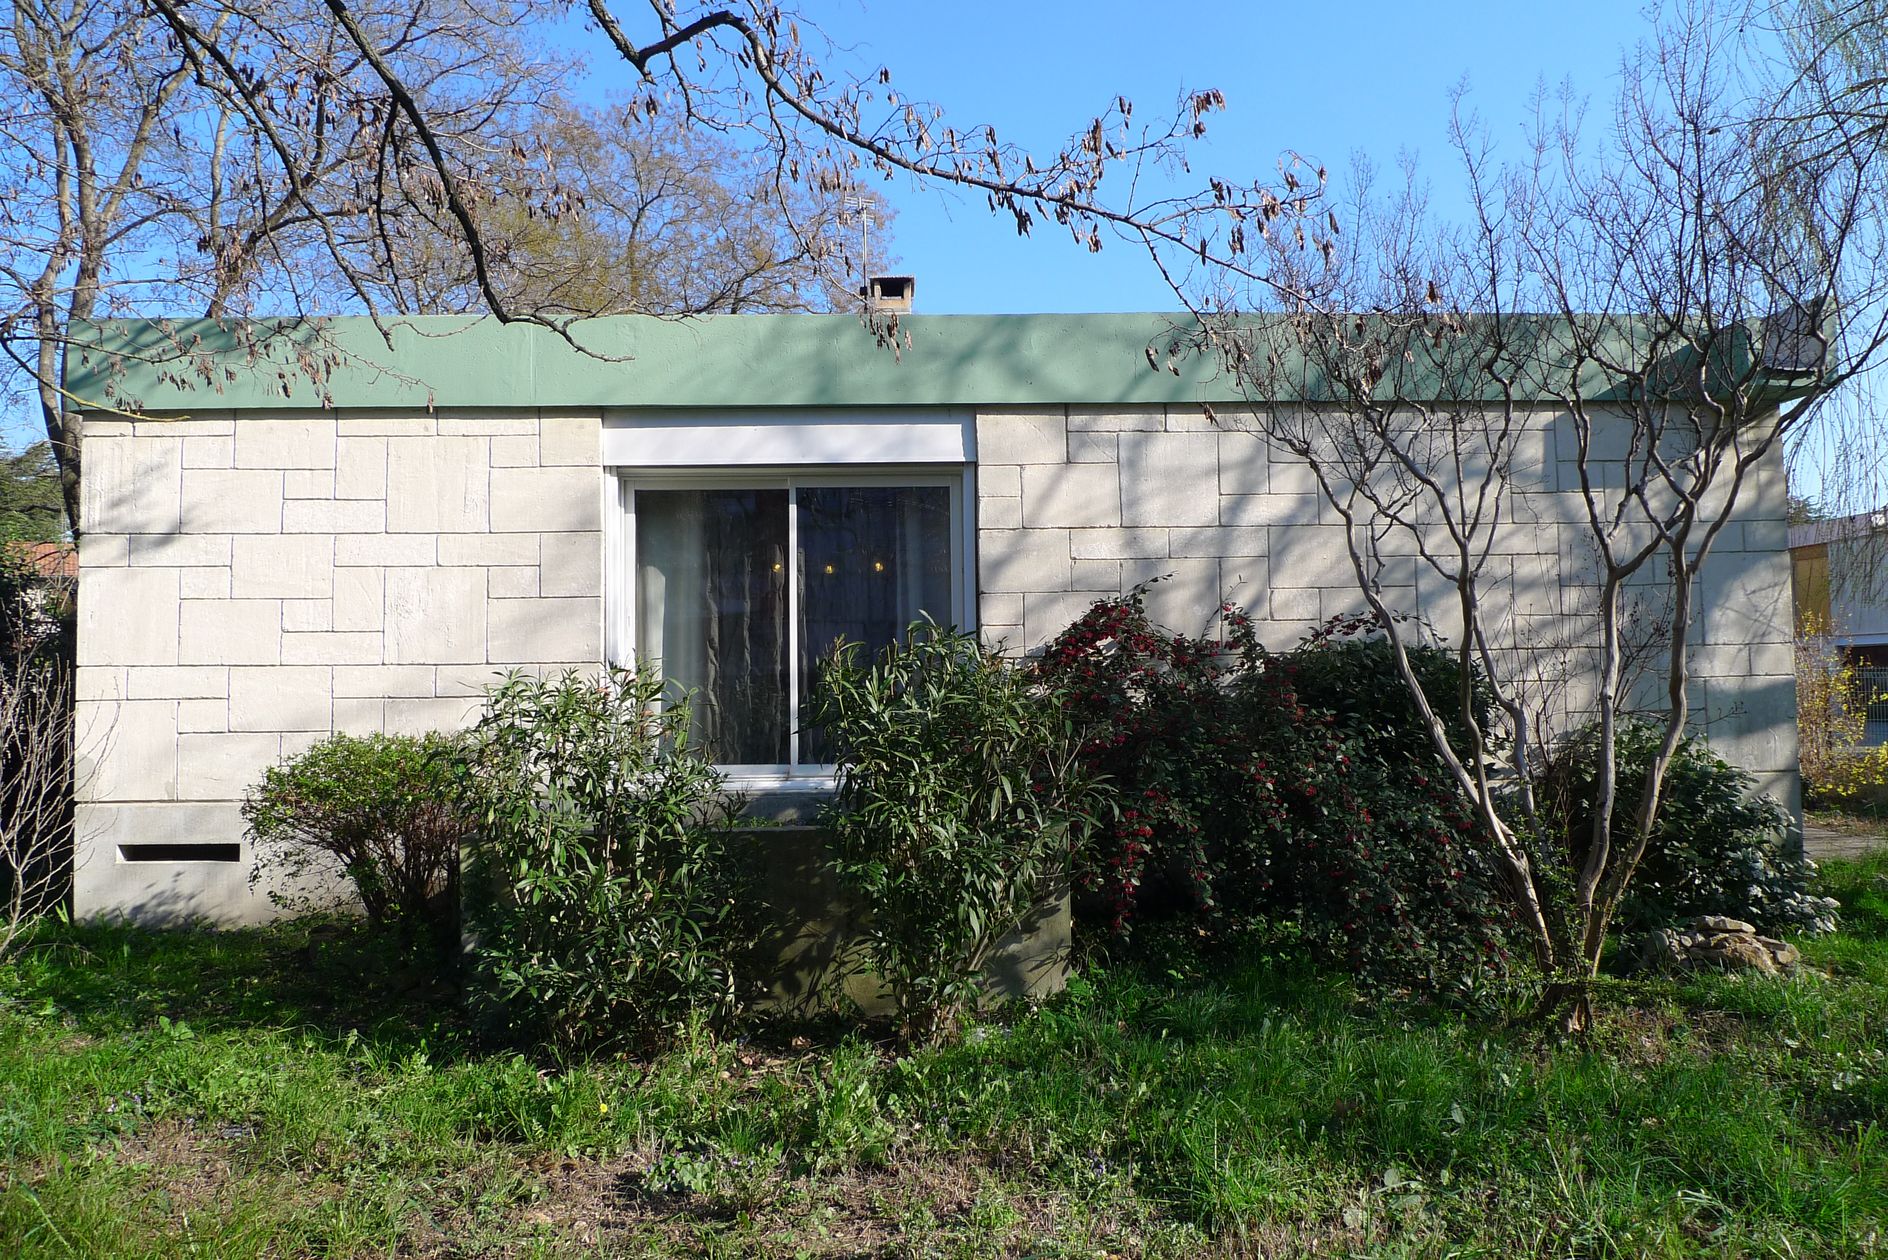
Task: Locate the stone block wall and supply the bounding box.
[977,406,1315,648]
[972,404,1802,814]
[72,398,1801,923]
[74,410,604,922]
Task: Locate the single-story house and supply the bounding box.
[66,311,1801,924]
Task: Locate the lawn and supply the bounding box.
[2,856,1886,1258]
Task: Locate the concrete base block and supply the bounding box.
[732,827,1070,1019]
[72,801,350,925]
[70,805,1071,1020]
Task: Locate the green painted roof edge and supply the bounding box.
[65,313,1251,414]
[64,311,1807,416]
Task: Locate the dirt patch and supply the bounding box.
[489,1147,1174,1257]
[107,1118,245,1216]
[1593,1005,1691,1067]
[1516,1000,1754,1074]
[69,1117,345,1243]
[1804,814,1888,861]
[480,1147,1460,1258]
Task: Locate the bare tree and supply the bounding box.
[1182,3,1888,1029]
[1768,0,1888,611]
[136,0,1319,330]
[9,0,1316,534]
[0,662,72,959]
[1,0,552,531]
[1764,0,1888,169]
[390,97,888,317]
[0,548,73,958]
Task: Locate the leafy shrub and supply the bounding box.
[1038,591,1513,995]
[1795,612,1888,812]
[1262,617,1516,988]
[1808,745,1888,816]
[1285,612,1498,765]
[244,732,469,948]
[1542,718,1839,936]
[457,667,746,1053]
[1033,589,1249,932]
[813,623,1105,1041]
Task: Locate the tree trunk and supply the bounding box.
[33,329,81,538]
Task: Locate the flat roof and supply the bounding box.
[68,314,1249,414]
[66,311,1799,416]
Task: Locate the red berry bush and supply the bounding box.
[1036,589,1513,996]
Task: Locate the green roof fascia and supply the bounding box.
[65,313,1249,415]
[64,311,1811,418]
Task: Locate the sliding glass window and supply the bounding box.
[630,473,963,772]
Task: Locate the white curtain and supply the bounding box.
[637,488,788,764]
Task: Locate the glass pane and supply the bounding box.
[636,488,789,765]
[798,485,953,763]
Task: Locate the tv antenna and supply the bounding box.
[843,193,874,307]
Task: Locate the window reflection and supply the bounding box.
[636,488,790,765]
[633,482,953,768]
[797,486,952,763]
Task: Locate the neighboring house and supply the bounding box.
[65,312,1802,924]
[1791,509,1888,744]
[3,540,76,659]
[5,540,78,581]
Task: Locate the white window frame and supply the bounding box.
[607,465,977,786]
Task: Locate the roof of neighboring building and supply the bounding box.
[1789,509,1888,551]
[3,541,76,579]
[66,312,1810,416]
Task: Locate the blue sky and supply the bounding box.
[0,3,1755,447]
[732,0,1669,313]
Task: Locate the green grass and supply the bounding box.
[4,859,1888,1257]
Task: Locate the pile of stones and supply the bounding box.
[1634,915,1803,975]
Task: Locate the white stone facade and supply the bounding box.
[74,409,604,922]
[73,399,1799,922]
[973,405,1800,812]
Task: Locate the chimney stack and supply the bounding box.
[860,274,915,314]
